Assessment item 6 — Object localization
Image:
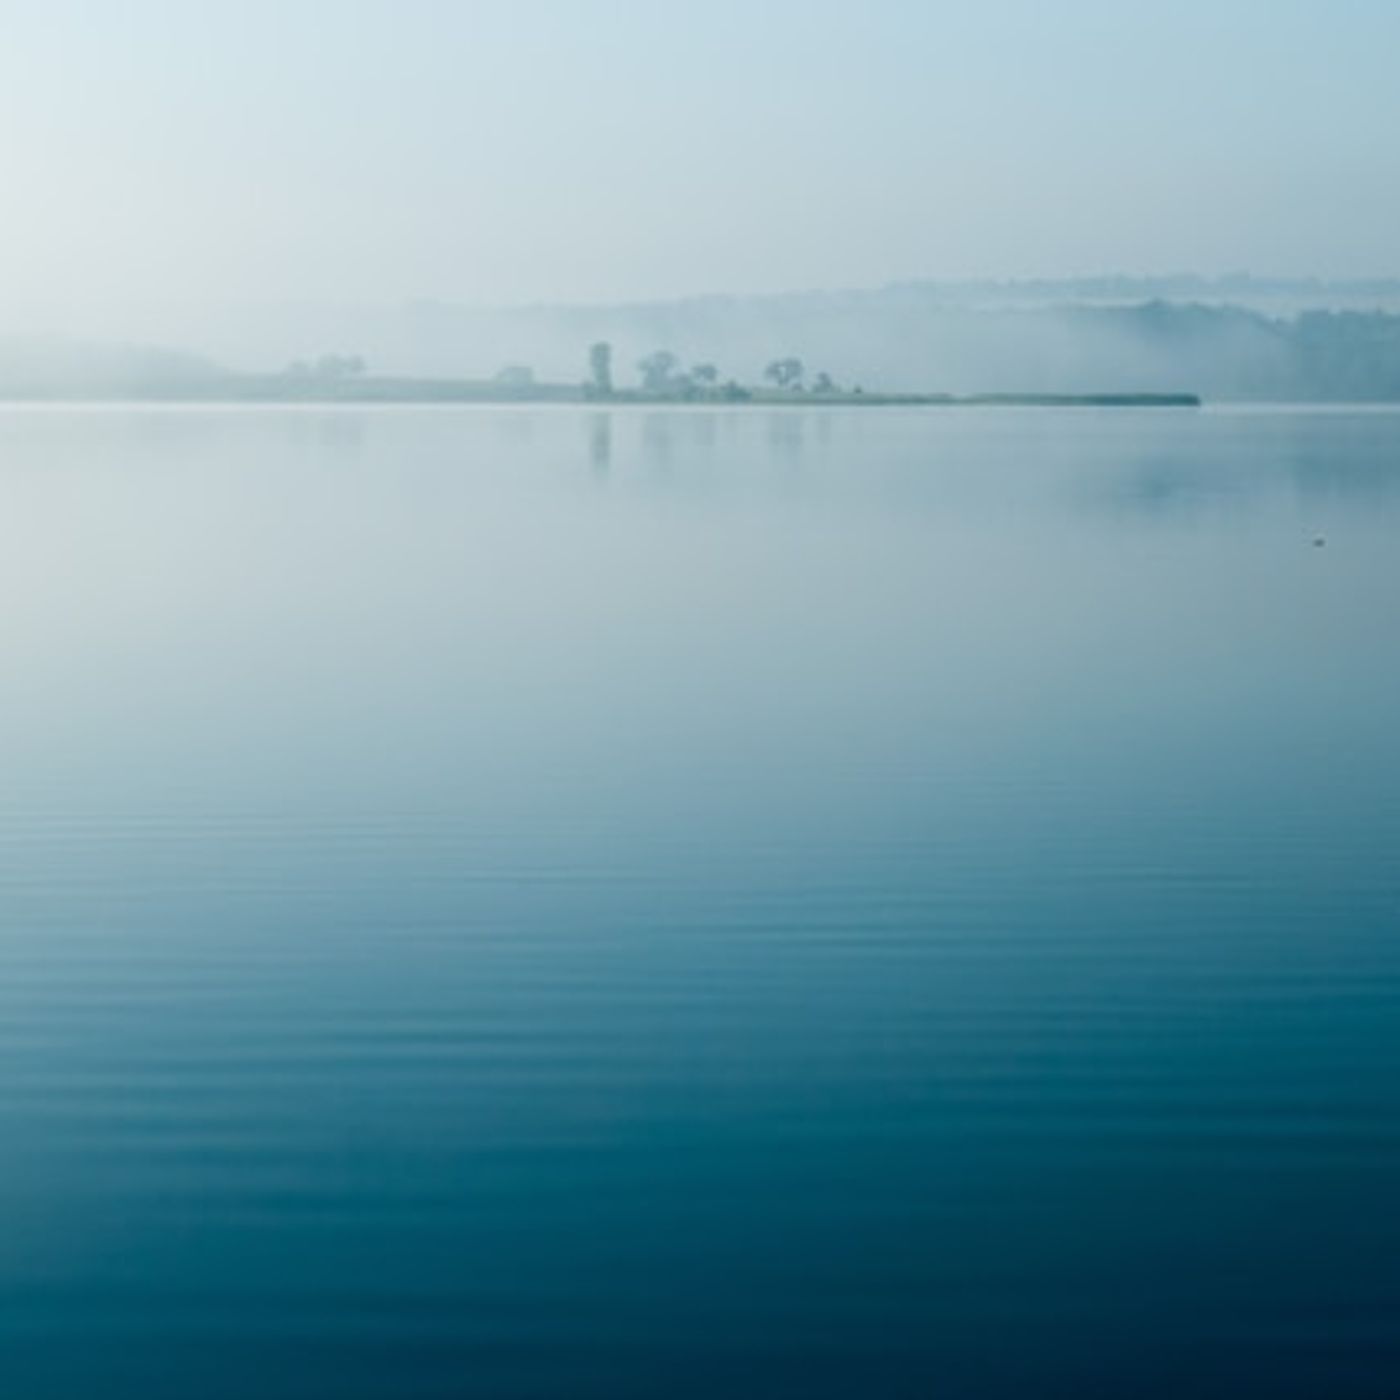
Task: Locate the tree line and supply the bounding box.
[585,343,844,400]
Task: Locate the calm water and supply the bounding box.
[2,405,1398,1398]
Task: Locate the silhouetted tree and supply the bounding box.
[588,341,613,397]
[638,350,680,394]
[691,363,718,387]
[764,357,804,390]
[812,371,836,394]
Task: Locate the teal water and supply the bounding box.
[1,406,1398,1397]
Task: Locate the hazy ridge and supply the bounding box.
[6,279,1400,401]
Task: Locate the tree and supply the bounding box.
[812,371,836,394]
[691,363,719,387]
[764,357,804,391]
[638,350,680,394]
[587,341,613,397]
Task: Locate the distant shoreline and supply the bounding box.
[0,378,1203,409]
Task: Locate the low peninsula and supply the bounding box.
[0,343,1201,407]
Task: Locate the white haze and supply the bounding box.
[2,1,1399,392]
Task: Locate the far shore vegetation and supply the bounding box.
[0,341,1201,408]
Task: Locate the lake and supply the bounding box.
[2,405,1398,1398]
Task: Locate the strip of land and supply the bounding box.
[0,374,1200,408]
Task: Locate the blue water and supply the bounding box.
[2,405,1398,1397]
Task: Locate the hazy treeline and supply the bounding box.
[470,299,1400,400]
[5,291,1400,401]
[238,294,1400,400]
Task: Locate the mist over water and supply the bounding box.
[3,406,1398,1397]
[6,0,1400,1392]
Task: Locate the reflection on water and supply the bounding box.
[2,405,1399,1399]
[588,412,611,477]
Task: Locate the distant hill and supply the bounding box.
[281,294,1400,401]
[7,286,1400,402]
[0,338,224,398]
[877,276,1400,314]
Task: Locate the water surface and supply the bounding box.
[2,405,1398,1397]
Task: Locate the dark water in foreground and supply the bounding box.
[1,405,1397,1398]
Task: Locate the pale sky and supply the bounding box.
[3,0,1399,313]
